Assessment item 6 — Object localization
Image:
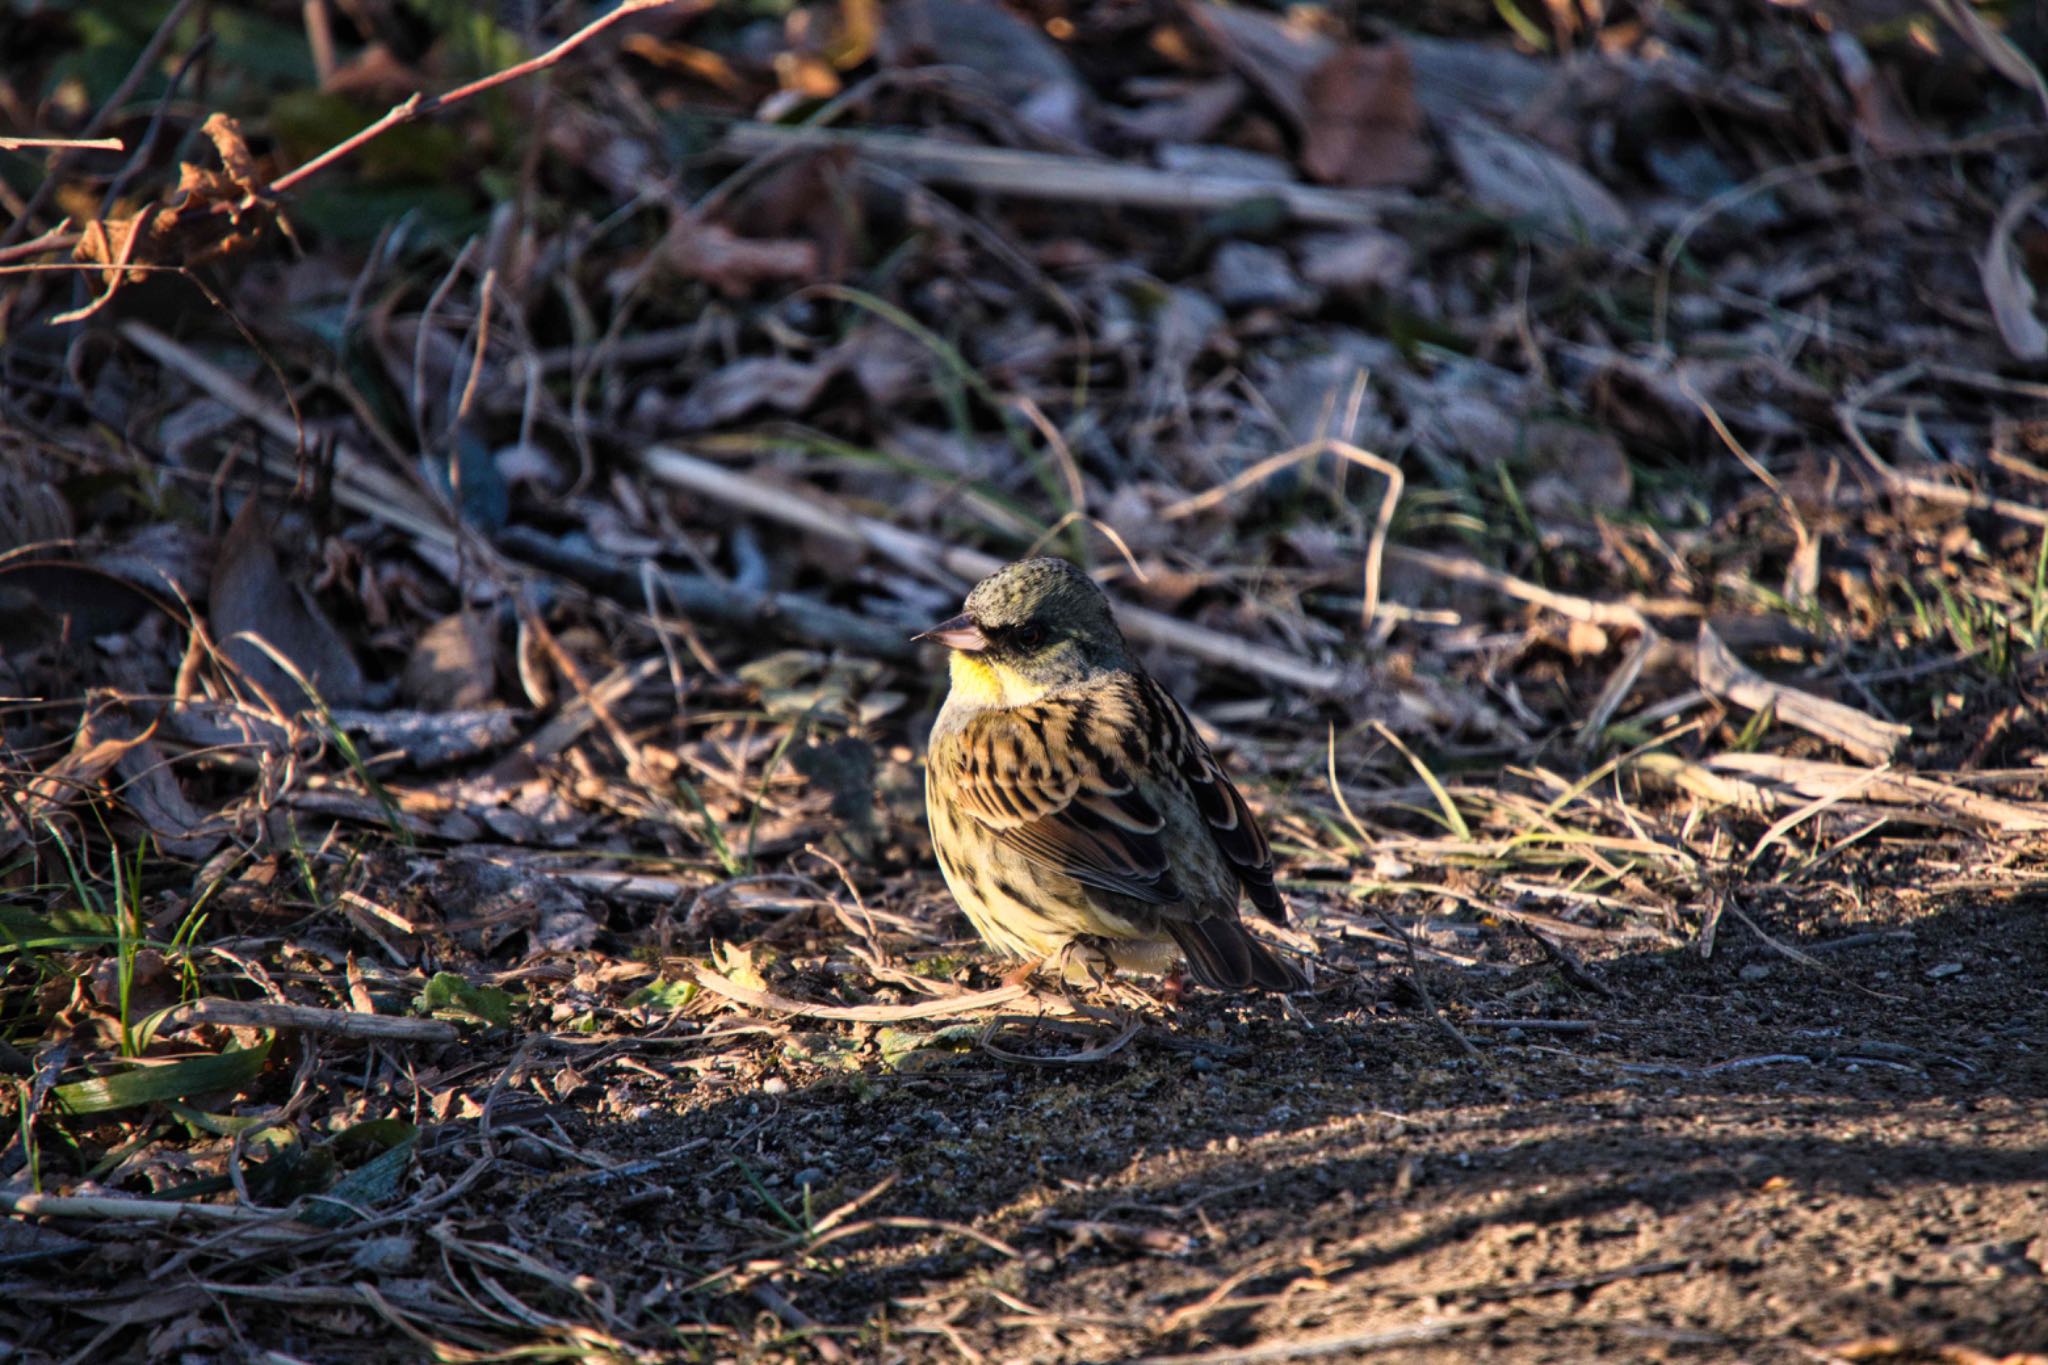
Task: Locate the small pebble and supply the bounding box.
[1926,962,1964,979]
[761,1075,789,1094]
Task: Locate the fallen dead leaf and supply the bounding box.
[660,216,820,299]
[883,0,1090,142]
[1302,42,1430,188]
[209,499,368,713]
[1446,117,1628,241]
[670,355,841,430]
[63,114,279,324]
[1829,31,1925,155]
[1297,227,1414,291]
[402,610,500,711]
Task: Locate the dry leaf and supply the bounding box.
[402,611,500,710]
[1209,240,1315,312]
[621,35,742,91]
[1297,227,1413,291]
[1109,75,1246,145]
[1302,42,1430,188]
[1188,1,1330,130]
[1927,0,2048,121]
[112,729,231,860]
[1521,420,1633,521]
[12,706,157,824]
[661,217,820,298]
[883,0,1090,141]
[209,500,367,713]
[671,355,840,430]
[1829,31,1925,155]
[1446,117,1628,241]
[63,114,278,324]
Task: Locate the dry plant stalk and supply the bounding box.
[1694,625,1909,764]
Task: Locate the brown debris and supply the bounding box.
[4,4,2048,1361]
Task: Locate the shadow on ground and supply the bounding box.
[496,888,2048,1362]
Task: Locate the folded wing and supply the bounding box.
[940,691,1182,906]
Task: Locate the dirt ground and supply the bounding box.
[451,876,2048,1363]
[12,3,2048,1361]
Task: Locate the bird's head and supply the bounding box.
[916,557,1131,705]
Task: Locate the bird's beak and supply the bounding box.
[913,613,988,653]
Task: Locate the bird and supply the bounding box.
[917,557,1307,993]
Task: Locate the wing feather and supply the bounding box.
[1139,675,1289,924]
[941,694,1181,905]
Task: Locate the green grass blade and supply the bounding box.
[53,1036,274,1116]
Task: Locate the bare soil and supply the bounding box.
[481,880,2047,1363]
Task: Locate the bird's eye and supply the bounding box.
[1014,624,1046,650]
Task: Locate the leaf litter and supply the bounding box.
[2,1,2047,1360]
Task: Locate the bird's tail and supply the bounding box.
[1165,918,1307,993]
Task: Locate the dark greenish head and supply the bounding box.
[915,557,1131,689]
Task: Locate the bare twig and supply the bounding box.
[1464,1018,1596,1032]
[0,137,124,152]
[717,123,1407,227]
[1131,1317,1499,1364]
[3,1193,314,1227]
[642,446,1351,693]
[268,0,684,196]
[1163,435,1403,633]
[0,0,199,246]
[1371,907,1480,1063]
[1840,400,2048,531]
[163,1000,458,1043]
[1391,547,1653,633]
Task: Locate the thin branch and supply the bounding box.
[268,0,685,196]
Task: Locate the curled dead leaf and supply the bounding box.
[62,114,279,325]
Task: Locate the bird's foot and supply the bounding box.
[1053,936,1117,989]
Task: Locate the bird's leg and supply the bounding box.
[1054,936,1116,989]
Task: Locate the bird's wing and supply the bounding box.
[940,687,1182,906]
[1137,674,1288,924]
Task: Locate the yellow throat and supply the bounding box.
[946,649,1046,709]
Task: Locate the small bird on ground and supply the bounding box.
[918,557,1306,992]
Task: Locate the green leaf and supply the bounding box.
[0,902,116,939]
[330,1118,420,1158]
[625,977,698,1011]
[298,1123,419,1229]
[876,1024,981,1070]
[53,1037,274,1116]
[412,972,515,1027]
